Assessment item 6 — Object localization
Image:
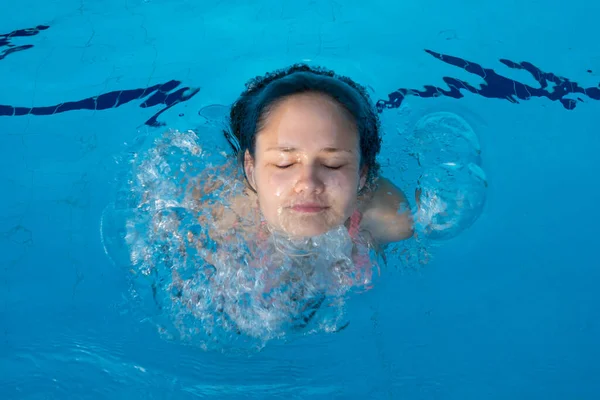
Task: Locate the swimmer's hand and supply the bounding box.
[358,177,415,245]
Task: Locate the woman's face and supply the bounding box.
[245,92,366,238]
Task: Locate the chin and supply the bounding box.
[280,222,331,238]
[295,227,327,238]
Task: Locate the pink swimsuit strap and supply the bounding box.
[347,209,362,239]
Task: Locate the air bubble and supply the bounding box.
[197,104,229,126]
[412,111,481,167]
[415,162,487,240]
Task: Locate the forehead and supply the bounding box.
[256,93,359,151]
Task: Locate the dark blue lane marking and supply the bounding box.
[376,49,600,112]
[0,24,200,127]
[0,25,49,61]
[0,81,200,127]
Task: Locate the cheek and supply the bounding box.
[326,170,359,190]
[255,168,291,201]
[324,173,360,203]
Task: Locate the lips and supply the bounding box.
[290,203,329,213]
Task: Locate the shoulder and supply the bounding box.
[357,176,414,245]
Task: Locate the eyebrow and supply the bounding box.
[265,146,353,154]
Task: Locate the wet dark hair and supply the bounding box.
[224,63,382,189]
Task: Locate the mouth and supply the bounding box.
[289,203,329,213]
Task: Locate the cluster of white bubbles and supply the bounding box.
[101,127,381,352]
[410,111,488,240]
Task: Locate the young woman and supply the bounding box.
[132,64,418,339]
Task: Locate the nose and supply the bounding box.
[293,164,324,194]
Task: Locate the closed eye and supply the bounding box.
[274,164,344,170]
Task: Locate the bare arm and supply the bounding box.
[358,177,414,245]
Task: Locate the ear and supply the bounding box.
[244,150,256,188]
[358,166,368,191]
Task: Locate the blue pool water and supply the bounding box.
[1,0,599,398]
